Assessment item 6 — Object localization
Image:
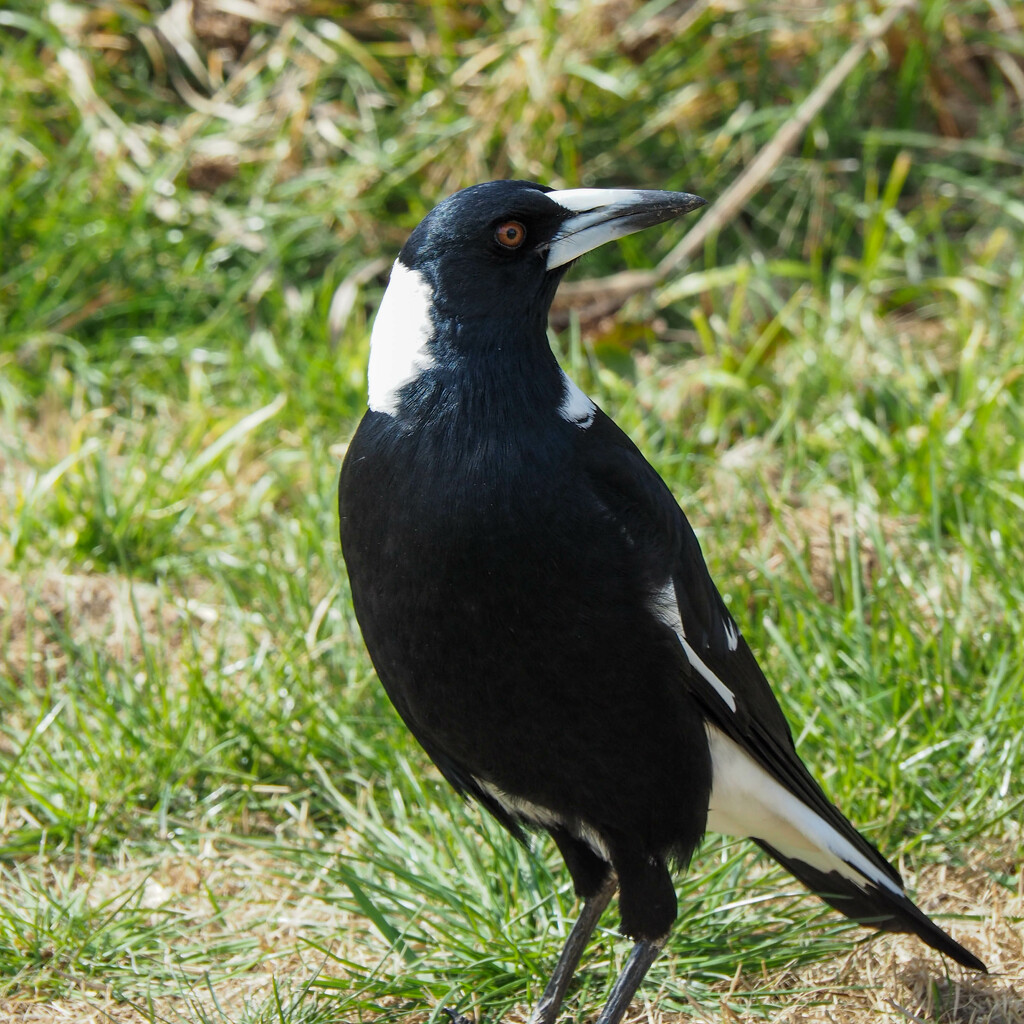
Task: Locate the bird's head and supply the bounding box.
[367,180,705,415]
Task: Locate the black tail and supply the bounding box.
[757,841,986,972]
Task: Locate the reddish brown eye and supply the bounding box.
[495,221,526,249]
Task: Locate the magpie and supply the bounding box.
[338,180,985,1024]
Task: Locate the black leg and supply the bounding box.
[593,938,664,1024]
[528,873,617,1024]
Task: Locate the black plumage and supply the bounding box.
[338,180,984,1024]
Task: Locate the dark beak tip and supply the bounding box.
[650,191,706,218]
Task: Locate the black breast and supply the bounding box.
[339,403,711,862]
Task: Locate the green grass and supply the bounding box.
[1,1,1023,1021]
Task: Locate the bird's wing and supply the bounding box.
[575,409,903,889]
[574,408,986,971]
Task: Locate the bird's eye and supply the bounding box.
[495,221,527,249]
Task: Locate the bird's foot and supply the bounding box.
[441,1007,475,1024]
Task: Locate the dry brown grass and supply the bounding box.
[0,840,369,1023]
[3,833,1019,1023]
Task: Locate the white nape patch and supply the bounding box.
[559,371,596,428]
[649,582,737,712]
[367,260,437,415]
[705,725,903,896]
[473,777,611,862]
[546,188,644,212]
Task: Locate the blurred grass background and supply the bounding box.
[1,1,1023,1022]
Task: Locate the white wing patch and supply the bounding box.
[723,617,739,652]
[650,580,685,635]
[681,637,738,712]
[558,371,596,428]
[705,725,903,896]
[650,581,737,712]
[367,260,437,415]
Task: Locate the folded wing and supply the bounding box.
[575,409,984,972]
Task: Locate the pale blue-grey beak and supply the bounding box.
[544,188,706,270]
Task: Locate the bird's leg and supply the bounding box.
[592,938,664,1024]
[527,874,617,1024]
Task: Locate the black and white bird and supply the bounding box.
[338,180,985,1024]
